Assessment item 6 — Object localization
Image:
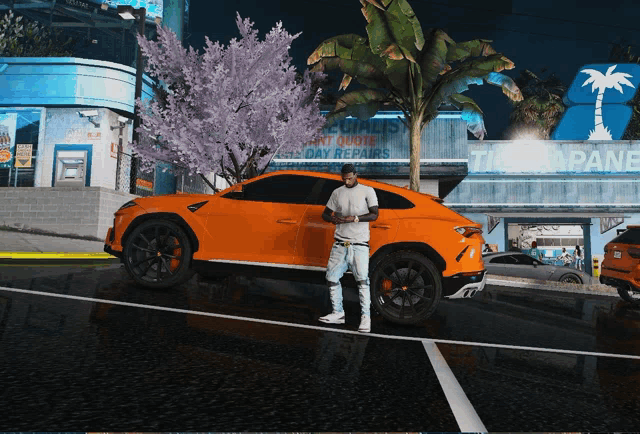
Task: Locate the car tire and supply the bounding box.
[559,273,583,284]
[370,250,442,325]
[123,219,195,289]
[617,285,640,305]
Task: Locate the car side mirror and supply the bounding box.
[223,185,244,199]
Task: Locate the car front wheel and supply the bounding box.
[123,219,195,289]
[371,251,442,325]
[617,285,640,305]
[559,273,582,284]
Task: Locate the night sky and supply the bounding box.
[185,0,640,140]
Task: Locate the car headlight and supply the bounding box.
[454,226,483,237]
[118,201,138,211]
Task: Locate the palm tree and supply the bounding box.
[502,69,567,140]
[307,0,523,192]
[609,43,640,139]
[581,65,635,140]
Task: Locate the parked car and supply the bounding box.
[483,251,589,284]
[104,170,487,325]
[600,225,640,303]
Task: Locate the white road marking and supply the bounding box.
[1,286,638,360]
[423,341,487,432]
[3,284,640,432]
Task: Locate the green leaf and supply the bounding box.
[325,88,389,125]
[447,93,486,139]
[446,39,496,63]
[419,28,454,93]
[384,58,411,97]
[361,1,405,61]
[309,57,391,90]
[307,34,369,65]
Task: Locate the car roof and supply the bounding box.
[251,169,444,203]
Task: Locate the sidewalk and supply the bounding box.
[0,227,620,297]
[0,226,113,260]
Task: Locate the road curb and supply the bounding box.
[0,252,116,259]
[487,277,618,297]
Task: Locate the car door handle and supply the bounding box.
[276,219,298,224]
[372,224,391,229]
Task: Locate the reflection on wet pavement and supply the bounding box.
[1,265,640,430]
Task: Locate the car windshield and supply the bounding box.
[611,228,640,245]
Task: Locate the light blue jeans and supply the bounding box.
[325,242,370,317]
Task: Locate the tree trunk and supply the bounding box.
[409,117,422,192]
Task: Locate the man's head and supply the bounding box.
[341,163,357,188]
[532,241,537,248]
[562,247,566,252]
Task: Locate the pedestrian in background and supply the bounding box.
[558,247,572,266]
[529,241,542,261]
[574,245,584,271]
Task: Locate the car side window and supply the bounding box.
[313,179,343,206]
[489,256,507,264]
[514,254,536,265]
[373,188,415,209]
[228,175,318,204]
[501,255,518,264]
[612,228,640,244]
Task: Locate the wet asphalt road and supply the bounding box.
[1,263,640,431]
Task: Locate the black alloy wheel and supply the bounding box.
[559,273,583,284]
[123,219,195,289]
[371,251,442,325]
[617,285,640,305]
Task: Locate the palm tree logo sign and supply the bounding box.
[581,65,635,139]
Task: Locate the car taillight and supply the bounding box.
[454,226,483,237]
[628,247,640,259]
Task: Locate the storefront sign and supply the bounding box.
[600,217,624,234]
[110,142,118,159]
[14,144,32,168]
[469,141,640,174]
[275,117,403,160]
[0,113,17,169]
[553,64,640,140]
[136,178,153,191]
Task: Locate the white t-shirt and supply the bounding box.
[326,183,378,243]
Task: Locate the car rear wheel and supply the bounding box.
[371,251,442,325]
[559,273,582,284]
[123,219,195,289]
[617,285,640,304]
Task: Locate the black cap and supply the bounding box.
[341,163,356,174]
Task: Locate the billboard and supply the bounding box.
[552,64,640,140]
[0,113,17,169]
[91,0,164,22]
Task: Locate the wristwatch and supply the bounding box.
[354,215,359,223]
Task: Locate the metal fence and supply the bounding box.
[115,150,213,196]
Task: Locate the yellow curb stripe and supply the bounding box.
[0,252,116,259]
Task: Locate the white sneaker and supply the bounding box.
[358,315,371,333]
[319,311,345,324]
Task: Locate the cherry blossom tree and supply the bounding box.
[131,12,327,187]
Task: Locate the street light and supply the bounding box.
[117,5,146,195]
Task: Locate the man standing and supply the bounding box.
[319,164,379,333]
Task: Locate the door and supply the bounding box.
[204,174,317,265]
[295,178,399,267]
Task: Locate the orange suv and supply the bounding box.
[601,225,640,303]
[104,170,486,324]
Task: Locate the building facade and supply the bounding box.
[267,110,640,276]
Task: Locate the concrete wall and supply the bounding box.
[0,187,138,240]
[37,108,132,189]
